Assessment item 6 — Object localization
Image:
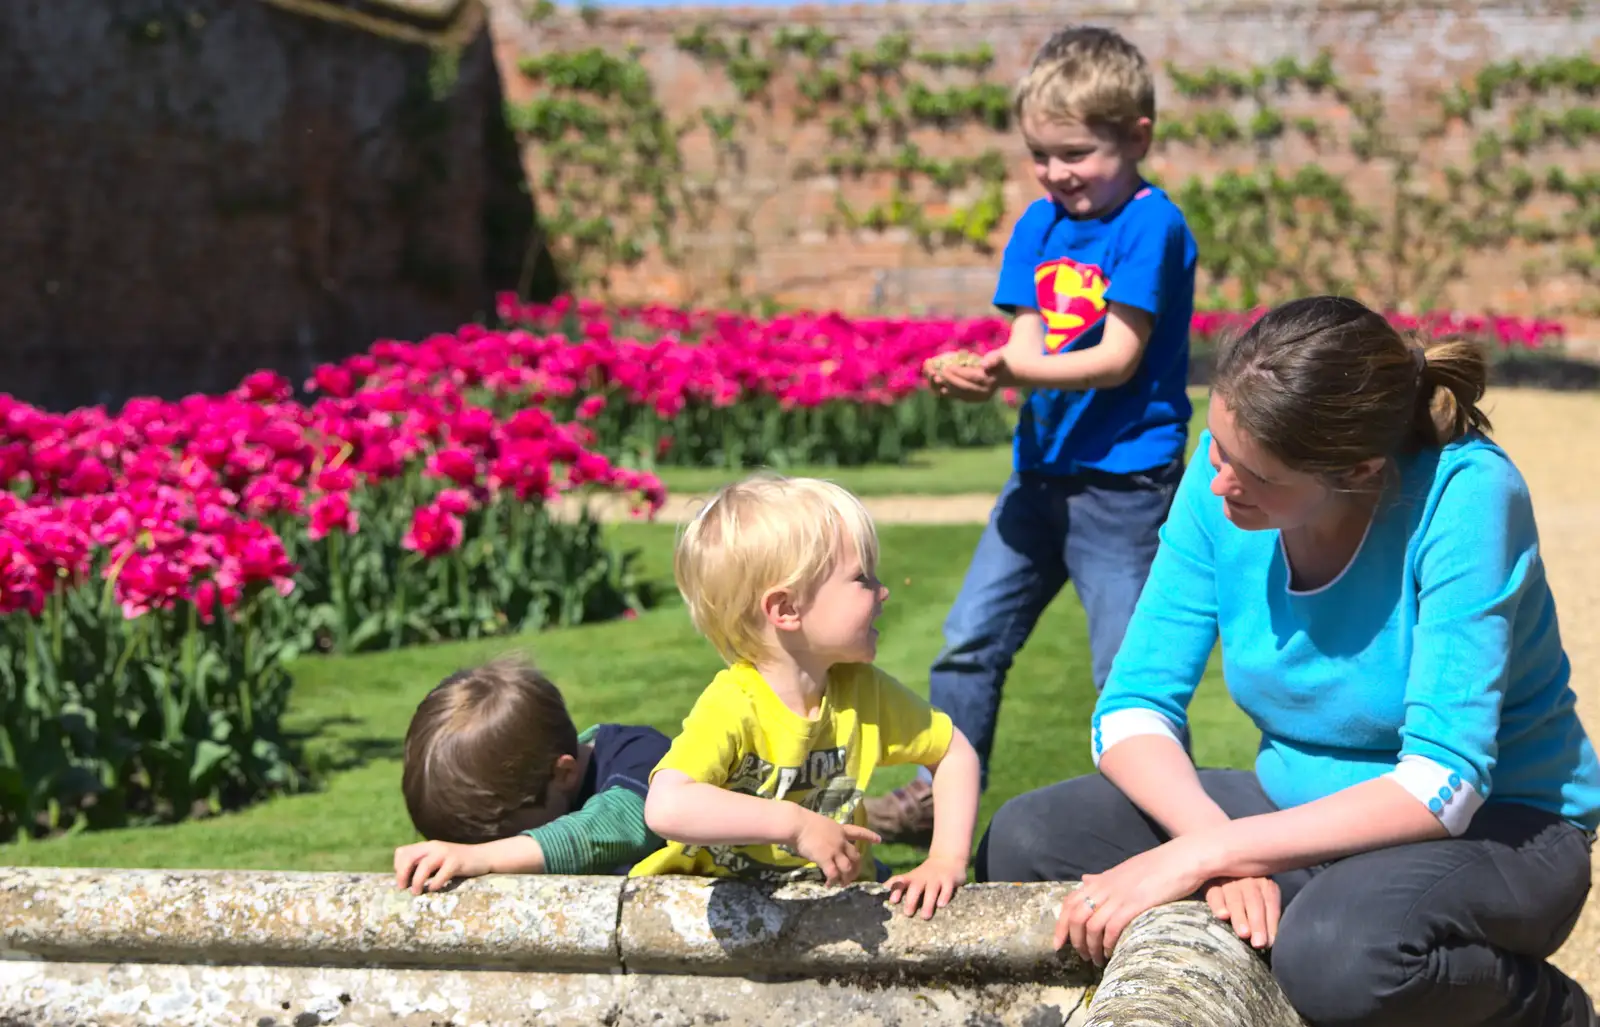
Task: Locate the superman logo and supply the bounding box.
[1034,258,1110,354]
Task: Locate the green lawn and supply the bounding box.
[0,516,1254,876]
[654,390,1211,497]
[656,444,1016,498]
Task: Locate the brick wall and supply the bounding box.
[490,0,1600,335]
[2,0,544,410]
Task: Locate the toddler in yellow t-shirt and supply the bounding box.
[634,473,981,920]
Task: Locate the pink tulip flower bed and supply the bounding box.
[494,294,1566,469]
[0,356,664,840]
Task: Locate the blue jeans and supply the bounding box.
[928,462,1181,789]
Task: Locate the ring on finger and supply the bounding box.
[1082,894,1098,912]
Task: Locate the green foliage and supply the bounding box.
[427,48,460,102]
[509,48,685,291]
[915,42,995,72]
[505,96,608,141]
[1166,50,1336,99]
[1155,49,1598,308]
[0,580,301,842]
[1192,110,1241,145]
[662,26,1016,257]
[1506,106,1600,153]
[803,144,1008,190]
[273,493,642,656]
[571,389,1013,470]
[833,179,1007,253]
[846,32,914,77]
[1248,107,1285,141]
[772,25,839,59]
[1466,55,1600,109]
[0,484,645,844]
[518,47,651,97]
[1170,166,1376,307]
[903,81,1011,130]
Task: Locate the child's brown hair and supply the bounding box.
[1012,25,1156,137]
[400,655,579,844]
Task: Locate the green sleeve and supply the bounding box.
[524,787,661,875]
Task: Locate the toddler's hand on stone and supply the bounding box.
[885,854,966,919]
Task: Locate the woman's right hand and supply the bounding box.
[1203,875,1281,949]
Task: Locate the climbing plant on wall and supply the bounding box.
[502,23,1025,299]
[1156,53,1600,311]
[503,15,1597,317]
[673,25,1013,252]
[507,46,687,295]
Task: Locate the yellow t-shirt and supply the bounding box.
[629,661,953,883]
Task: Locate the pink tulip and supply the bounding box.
[402,502,465,558]
[307,492,359,540]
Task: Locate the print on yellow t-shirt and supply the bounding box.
[630,662,953,883]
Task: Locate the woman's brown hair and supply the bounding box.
[1211,295,1494,481]
[400,656,579,844]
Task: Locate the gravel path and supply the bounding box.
[586,387,1600,987]
[1495,390,1600,989]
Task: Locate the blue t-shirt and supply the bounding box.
[581,723,670,803]
[1092,431,1600,835]
[993,185,1198,476]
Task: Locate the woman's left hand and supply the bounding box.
[1055,836,1213,966]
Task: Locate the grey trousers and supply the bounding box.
[977,769,1597,1027]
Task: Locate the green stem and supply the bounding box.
[328,531,346,649]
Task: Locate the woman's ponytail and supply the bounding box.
[1411,337,1492,448]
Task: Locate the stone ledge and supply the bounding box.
[1087,901,1307,1027]
[0,867,621,971]
[0,960,1097,1027]
[619,875,1081,981]
[0,868,1306,1026]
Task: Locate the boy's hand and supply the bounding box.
[885,854,967,919]
[980,348,1026,388]
[790,810,881,886]
[394,839,492,894]
[930,362,1000,402]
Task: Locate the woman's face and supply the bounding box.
[1206,394,1363,532]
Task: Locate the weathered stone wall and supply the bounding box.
[0,867,1305,1027]
[2,0,542,411]
[491,0,1600,332]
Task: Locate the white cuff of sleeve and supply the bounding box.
[1384,754,1484,836]
[1092,708,1184,767]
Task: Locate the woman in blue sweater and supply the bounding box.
[978,295,1600,1026]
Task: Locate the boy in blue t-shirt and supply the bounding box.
[866,26,1198,841]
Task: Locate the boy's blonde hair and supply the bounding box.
[1013,25,1156,135]
[674,473,880,666]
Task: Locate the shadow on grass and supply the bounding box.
[288,715,407,779]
